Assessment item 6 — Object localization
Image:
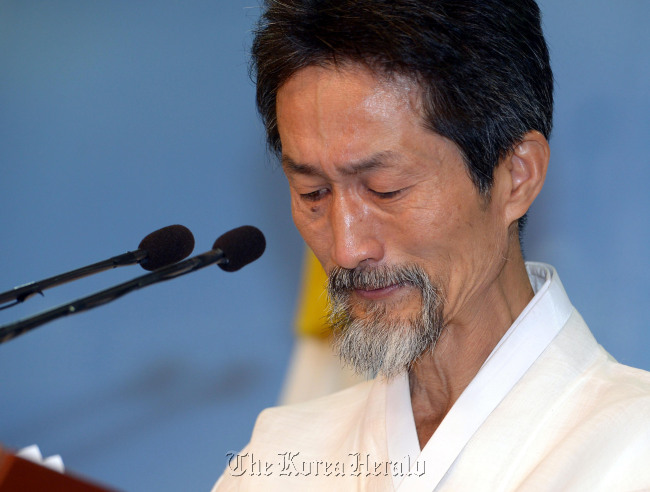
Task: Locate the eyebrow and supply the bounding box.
[281,151,399,178]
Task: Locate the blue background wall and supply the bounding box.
[0,1,648,490]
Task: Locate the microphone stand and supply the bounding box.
[0,250,148,309]
[0,249,228,345]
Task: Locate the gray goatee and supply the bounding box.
[327,264,444,379]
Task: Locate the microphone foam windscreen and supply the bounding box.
[213,225,266,272]
[138,225,195,271]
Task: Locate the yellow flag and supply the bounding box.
[281,248,365,404]
[294,249,330,338]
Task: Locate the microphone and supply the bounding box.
[0,225,195,309]
[138,225,195,271]
[0,225,265,345]
[213,225,267,272]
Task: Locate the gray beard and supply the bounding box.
[327,264,444,379]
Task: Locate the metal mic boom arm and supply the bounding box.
[0,248,226,345]
[0,250,148,308]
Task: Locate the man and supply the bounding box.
[214,0,650,490]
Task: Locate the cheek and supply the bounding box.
[391,193,489,272]
[391,198,460,249]
[290,199,332,262]
[290,198,312,241]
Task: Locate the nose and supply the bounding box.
[329,193,384,270]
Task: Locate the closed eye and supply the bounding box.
[370,189,403,199]
[300,188,330,202]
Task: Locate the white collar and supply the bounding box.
[385,262,574,491]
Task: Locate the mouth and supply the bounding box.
[354,283,403,301]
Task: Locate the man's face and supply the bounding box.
[277,65,510,375]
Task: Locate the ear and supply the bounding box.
[493,130,549,227]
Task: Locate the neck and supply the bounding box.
[409,240,534,449]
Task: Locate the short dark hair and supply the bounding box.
[251,0,553,199]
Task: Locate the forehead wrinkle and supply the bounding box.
[281,155,325,179]
[282,150,401,179]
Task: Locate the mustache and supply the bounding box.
[327,264,431,293]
